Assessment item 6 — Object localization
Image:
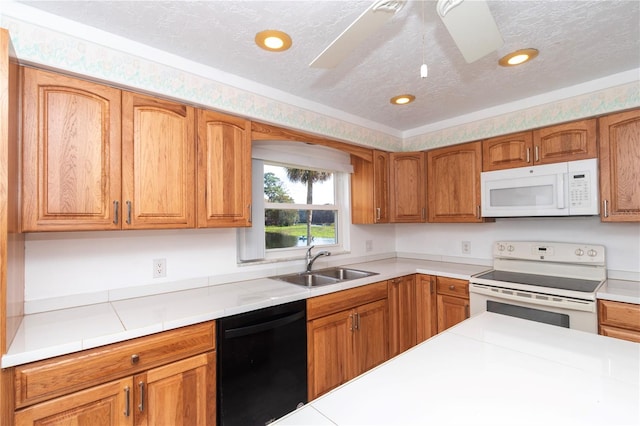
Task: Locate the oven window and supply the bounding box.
[487,301,570,328]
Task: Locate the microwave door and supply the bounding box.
[482,172,569,217]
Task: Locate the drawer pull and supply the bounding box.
[131,354,140,365]
[138,381,145,412]
[449,285,455,290]
[124,386,130,417]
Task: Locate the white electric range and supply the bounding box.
[469,241,606,333]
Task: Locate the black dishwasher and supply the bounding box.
[217,299,307,425]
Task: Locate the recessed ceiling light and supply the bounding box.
[255,30,292,52]
[390,94,416,105]
[499,48,539,67]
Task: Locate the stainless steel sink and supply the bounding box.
[313,267,378,281]
[272,267,378,287]
[274,272,341,287]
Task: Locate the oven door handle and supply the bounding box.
[469,284,595,313]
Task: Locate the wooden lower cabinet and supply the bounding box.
[307,282,388,400]
[436,277,470,333]
[416,274,438,344]
[14,377,133,426]
[598,299,640,343]
[13,322,217,426]
[388,275,417,357]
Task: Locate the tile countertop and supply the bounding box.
[2,258,490,367]
[274,312,640,426]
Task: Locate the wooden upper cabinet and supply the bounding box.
[598,109,640,222]
[197,109,252,227]
[482,131,533,171]
[533,118,597,164]
[122,92,195,229]
[427,141,483,222]
[373,150,390,223]
[351,150,389,224]
[21,67,122,231]
[389,152,426,223]
[482,119,597,172]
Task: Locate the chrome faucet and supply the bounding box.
[306,245,331,272]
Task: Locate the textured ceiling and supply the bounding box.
[16,0,640,132]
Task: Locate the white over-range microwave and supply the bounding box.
[481,158,599,217]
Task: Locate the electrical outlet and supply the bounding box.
[153,258,166,278]
[461,241,471,254]
[365,240,373,252]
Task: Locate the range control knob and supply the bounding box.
[587,249,598,257]
[497,244,505,251]
[507,245,515,252]
[575,249,584,256]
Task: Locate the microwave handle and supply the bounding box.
[557,173,565,209]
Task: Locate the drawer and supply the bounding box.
[599,324,640,343]
[15,321,215,409]
[598,300,640,331]
[307,281,388,320]
[436,277,469,298]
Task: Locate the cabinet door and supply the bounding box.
[197,109,252,227]
[533,118,597,164]
[388,275,416,357]
[482,131,533,171]
[353,299,389,376]
[134,352,215,426]
[428,141,483,223]
[15,377,133,426]
[307,310,353,400]
[598,109,640,222]
[416,274,437,344]
[122,92,195,229]
[373,150,390,223]
[350,150,389,224]
[389,152,426,222]
[22,67,122,231]
[436,294,469,333]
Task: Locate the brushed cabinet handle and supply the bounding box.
[465,304,470,318]
[248,204,252,223]
[603,200,609,218]
[126,201,132,225]
[526,147,531,163]
[355,312,360,331]
[124,386,130,417]
[131,354,140,365]
[138,381,145,412]
[534,146,540,162]
[422,207,426,220]
[376,207,381,221]
[476,205,481,219]
[349,314,353,331]
[113,201,119,225]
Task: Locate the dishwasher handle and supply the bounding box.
[224,310,305,339]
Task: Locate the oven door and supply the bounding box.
[469,283,597,333]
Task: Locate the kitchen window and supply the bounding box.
[238,142,352,263]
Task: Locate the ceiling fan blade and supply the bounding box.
[310,1,405,69]
[437,0,503,63]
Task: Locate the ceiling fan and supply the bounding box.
[309,0,504,68]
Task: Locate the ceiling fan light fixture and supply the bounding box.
[499,48,539,67]
[255,30,292,52]
[390,94,415,105]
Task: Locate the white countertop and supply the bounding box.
[274,312,640,426]
[3,258,489,367]
[597,278,640,304]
